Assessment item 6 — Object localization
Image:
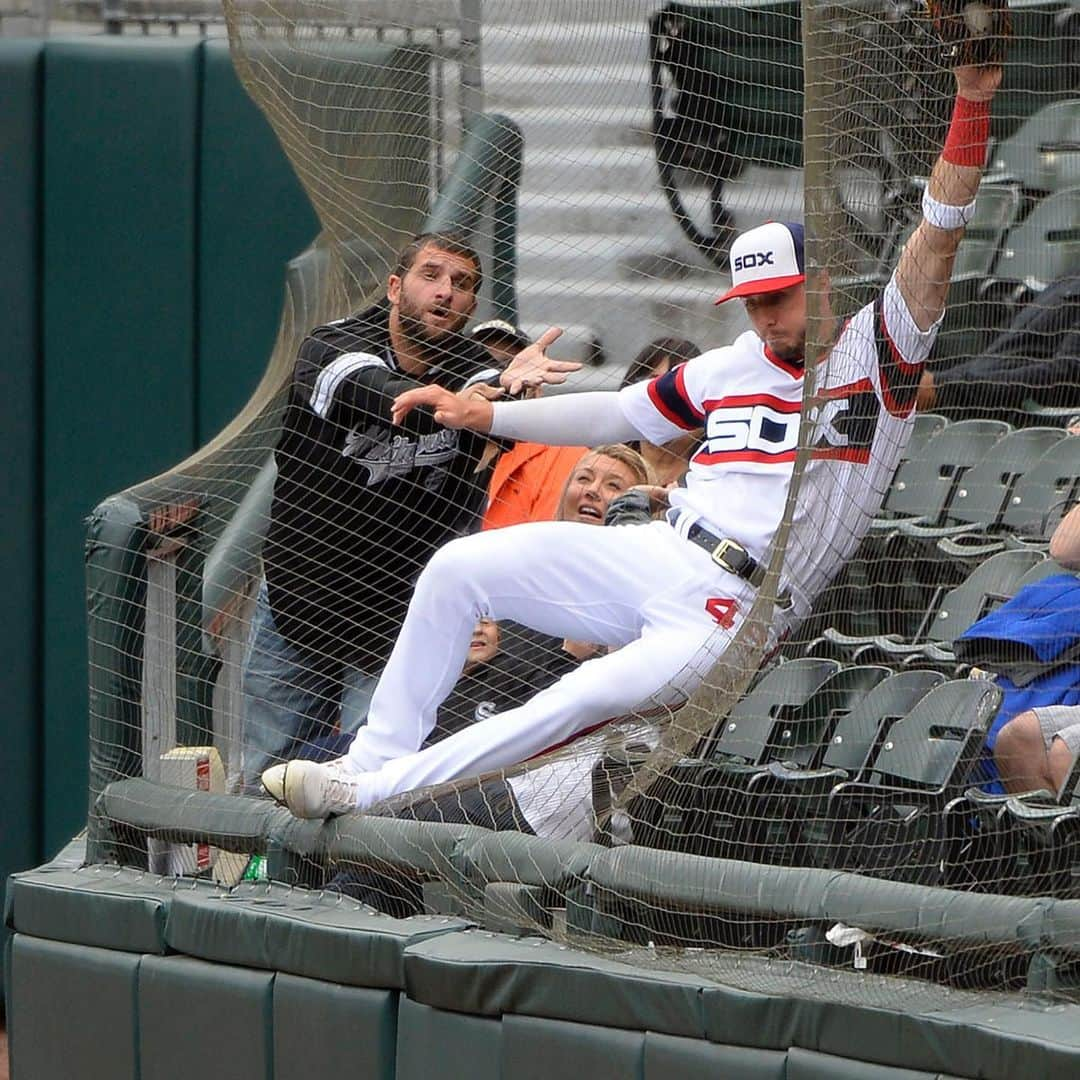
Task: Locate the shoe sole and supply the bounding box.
[261,764,289,808]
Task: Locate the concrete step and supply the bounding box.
[518,188,676,235]
[519,145,659,195]
[517,165,803,235]
[484,62,651,111]
[482,21,650,67]
[482,0,658,28]
[516,229,686,279]
[500,104,652,149]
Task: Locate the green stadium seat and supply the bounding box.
[743,670,948,869]
[892,426,1064,542]
[988,99,1080,194]
[629,659,845,859]
[816,548,1047,667]
[825,679,1001,885]
[871,419,1012,533]
[937,436,1080,561]
[992,185,1080,292]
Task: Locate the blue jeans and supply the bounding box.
[240,582,377,792]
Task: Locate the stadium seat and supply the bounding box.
[869,418,1012,534]
[889,426,1064,543]
[947,756,1080,897]
[904,412,948,463]
[991,185,1080,294]
[629,661,885,861]
[813,547,1047,667]
[740,669,948,868]
[987,99,1080,194]
[824,679,1002,885]
[937,435,1080,562]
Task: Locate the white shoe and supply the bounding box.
[281,758,362,820]
[260,763,288,804]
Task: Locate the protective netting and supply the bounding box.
[84,0,1080,1007]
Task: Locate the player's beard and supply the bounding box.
[396,280,466,360]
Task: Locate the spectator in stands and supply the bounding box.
[991,502,1080,794]
[240,231,579,791]
[916,273,1080,425]
[619,337,702,487]
[470,318,531,367]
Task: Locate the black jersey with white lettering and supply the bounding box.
[264,300,500,668]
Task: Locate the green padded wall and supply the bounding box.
[0,38,44,1000]
[196,40,319,443]
[643,1032,787,1079]
[274,974,398,1080]
[395,999,501,1080]
[41,37,201,852]
[501,1014,644,1080]
[7,935,140,1080]
[139,955,274,1080]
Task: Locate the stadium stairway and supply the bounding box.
[478,0,801,384]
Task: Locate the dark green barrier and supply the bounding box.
[0,36,44,1004]
[41,37,202,853]
[197,39,319,444]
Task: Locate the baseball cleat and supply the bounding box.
[260,762,288,804]
[280,758,362,819]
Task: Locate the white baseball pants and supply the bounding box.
[344,519,762,808]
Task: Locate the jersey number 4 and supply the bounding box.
[706,597,739,629]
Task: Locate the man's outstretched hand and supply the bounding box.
[391,384,495,431]
[499,327,580,396]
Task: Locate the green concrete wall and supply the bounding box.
[0,35,321,954]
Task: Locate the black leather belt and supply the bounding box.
[686,522,791,607]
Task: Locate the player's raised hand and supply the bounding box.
[953,63,1002,102]
[499,327,580,396]
[391,384,495,432]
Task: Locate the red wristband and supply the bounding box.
[942,96,990,168]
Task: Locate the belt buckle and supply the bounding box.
[711,537,745,574]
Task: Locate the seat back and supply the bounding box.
[942,426,1064,530]
[927,549,1047,645]
[991,100,1080,193]
[706,658,840,764]
[865,679,1001,791]
[994,185,1080,290]
[765,665,890,768]
[1013,558,1077,592]
[883,419,1011,522]
[903,412,948,464]
[951,182,1022,282]
[1001,436,1080,539]
[820,669,947,775]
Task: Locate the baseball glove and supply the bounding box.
[926,0,1012,66]
[603,489,654,528]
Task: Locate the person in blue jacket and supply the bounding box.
[992,503,1080,793]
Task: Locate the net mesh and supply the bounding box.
[84,0,1080,1006]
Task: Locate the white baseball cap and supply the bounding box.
[715,221,806,304]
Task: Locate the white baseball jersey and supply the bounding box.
[619,276,939,618]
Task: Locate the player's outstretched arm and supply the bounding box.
[393,386,642,446]
[895,64,1002,331]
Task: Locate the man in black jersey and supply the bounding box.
[241,231,578,790]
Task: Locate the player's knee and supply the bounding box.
[415,536,482,598]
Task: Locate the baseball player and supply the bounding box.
[266,62,1003,820]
